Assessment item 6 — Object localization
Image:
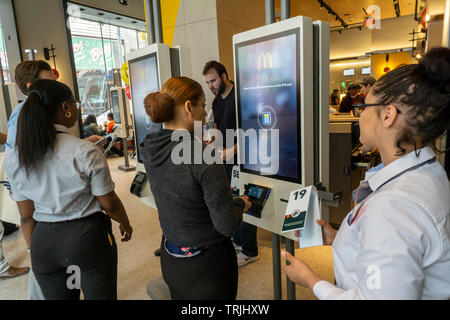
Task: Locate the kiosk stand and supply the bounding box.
[233,16,336,300]
[109,86,135,172]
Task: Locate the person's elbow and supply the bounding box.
[213,215,242,237]
[95,191,119,212]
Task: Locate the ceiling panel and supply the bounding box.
[275,0,420,28]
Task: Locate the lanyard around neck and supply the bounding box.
[348,157,436,225]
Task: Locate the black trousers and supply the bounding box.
[160,236,238,300]
[31,212,118,300]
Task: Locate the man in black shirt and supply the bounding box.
[203,61,237,181]
[203,61,259,267]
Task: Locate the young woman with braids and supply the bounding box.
[282,47,450,299]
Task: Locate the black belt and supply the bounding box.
[39,212,106,225]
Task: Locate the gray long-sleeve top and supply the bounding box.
[141,129,244,247]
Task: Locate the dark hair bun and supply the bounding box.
[418,47,450,93]
[144,92,175,123]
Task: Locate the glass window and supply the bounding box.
[67,3,147,120]
[0,20,10,83]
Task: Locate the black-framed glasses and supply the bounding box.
[352,103,386,117]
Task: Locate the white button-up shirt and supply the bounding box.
[5,124,115,222]
[313,146,450,299]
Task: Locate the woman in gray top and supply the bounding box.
[5,79,132,300]
[141,76,251,300]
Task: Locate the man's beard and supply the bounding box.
[216,79,226,96]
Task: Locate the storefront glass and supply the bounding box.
[66,3,147,119]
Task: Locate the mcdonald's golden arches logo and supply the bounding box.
[258,52,273,71]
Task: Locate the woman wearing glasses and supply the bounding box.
[282,47,450,299]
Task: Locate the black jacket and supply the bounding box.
[141,129,244,247]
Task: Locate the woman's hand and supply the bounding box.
[240,196,252,212]
[316,219,337,245]
[293,219,336,246]
[119,223,133,242]
[281,251,322,290]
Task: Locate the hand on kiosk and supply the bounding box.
[240,196,252,213]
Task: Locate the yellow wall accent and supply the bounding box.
[143,0,181,47]
[371,51,416,79]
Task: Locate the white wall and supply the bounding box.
[168,0,220,111]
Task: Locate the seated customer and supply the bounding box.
[5,79,133,300]
[85,114,123,157]
[104,113,115,134]
[141,76,252,300]
[83,114,102,137]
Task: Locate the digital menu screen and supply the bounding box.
[235,29,301,183]
[111,90,121,124]
[128,53,161,163]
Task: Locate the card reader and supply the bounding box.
[243,183,271,218]
[130,171,148,197]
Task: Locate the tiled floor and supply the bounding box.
[0,157,334,300]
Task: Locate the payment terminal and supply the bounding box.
[243,184,271,218]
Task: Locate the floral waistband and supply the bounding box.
[164,238,207,258]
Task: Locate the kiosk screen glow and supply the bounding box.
[129,53,161,163]
[111,91,121,124]
[236,30,300,183]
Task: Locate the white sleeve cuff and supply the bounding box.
[313,280,336,300]
[313,280,363,300]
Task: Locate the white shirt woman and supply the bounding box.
[282,47,450,300]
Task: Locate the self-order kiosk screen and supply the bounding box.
[128,53,161,163]
[111,90,121,124]
[236,29,301,183]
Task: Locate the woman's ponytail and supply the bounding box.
[15,79,73,174]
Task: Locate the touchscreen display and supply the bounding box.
[111,90,121,124]
[236,29,301,183]
[128,53,161,163]
[248,186,263,199]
